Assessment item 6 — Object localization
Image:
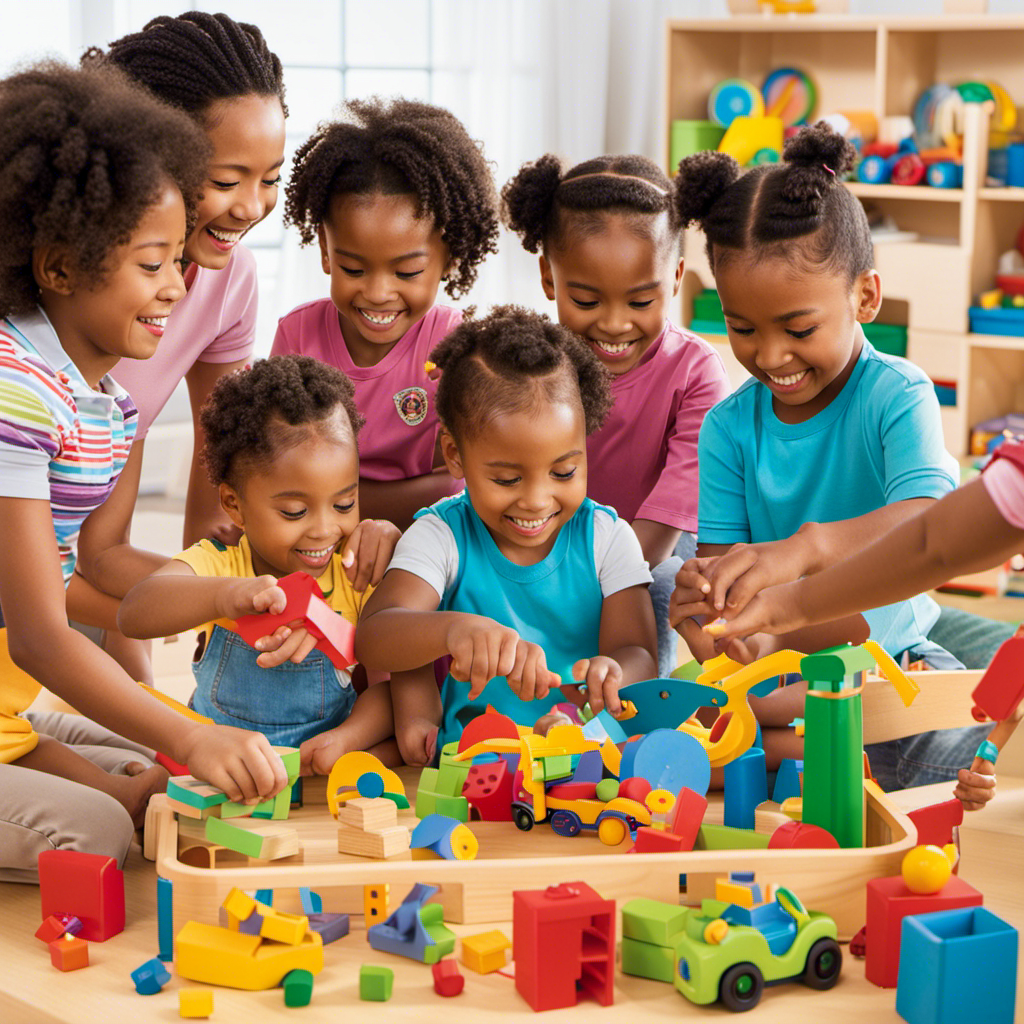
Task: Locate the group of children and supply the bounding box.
[0,11,1017,882]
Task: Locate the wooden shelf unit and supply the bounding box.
[666,14,1024,456]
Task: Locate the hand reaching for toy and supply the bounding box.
[677,615,772,667]
[571,656,624,717]
[179,722,289,803]
[253,623,318,668]
[953,763,997,811]
[342,519,402,592]
[215,574,287,621]
[446,616,560,700]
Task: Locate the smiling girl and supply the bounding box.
[272,98,499,529]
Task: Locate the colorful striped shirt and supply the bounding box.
[0,309,137,586]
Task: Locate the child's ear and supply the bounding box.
[439,429,464,479]
[219,482,246,529]
[32,247,75,296]
[539,254,556,301]
[854,269,882,324]
[672,255,685,297]
[317,225,331,276]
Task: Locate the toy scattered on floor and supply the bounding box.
[49,932,89,972]
[35,913,82,944]
[282,967,314,1007]
[131,955,171,994]
[367,882,456,964]
[460,929,511,974]
[307,913,350,944]
[178,988,213,1018]
[363,884,389,924]
[410,814,478,860]
[359,964,394,1001]
[336,796,411,859]
[38,849,125,942]
[432,958,466,996]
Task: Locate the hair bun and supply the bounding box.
[673,150,740,228]
[501,153,563,254]
[782,121,856,201]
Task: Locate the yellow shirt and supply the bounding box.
[0,629,42,763]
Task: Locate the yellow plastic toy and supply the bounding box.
[325,751,406,818]
[901,844,954,895]
[179,988,214,1019]
[718,115,784,166]
[460,929,511,974]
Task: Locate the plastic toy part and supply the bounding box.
[367,882,456,965]
[411,814,479,861]
[282,968,314,1007]
[709,78,765,127]
[723,747,768,829]
[970,633,1024,721]
[178,988,213,1018]
[767,821,839,850]
[131,956,171,994]
[432,958,466,996]
[326,752,406,818]
[363,884,389,925]
[359,965,394,1001]
[38,850,125,942]
[49,933,89,971]
[901,845,953,895]
[308,913,350,944]
[906,800,964,849]
[35,914,82,944]
[460,929,511,974]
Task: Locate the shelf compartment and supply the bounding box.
[847,183,963,202]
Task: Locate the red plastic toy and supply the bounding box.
[970,634,1024,722]
[462,759,515,822]
[767,821,840,850]
[234,571,355,669]
[432,958,465,997]
[38,850,125,942]
[906,800,964,850]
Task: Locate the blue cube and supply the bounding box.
[896,907,1018,1024]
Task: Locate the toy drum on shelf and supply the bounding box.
[927,161,963,188]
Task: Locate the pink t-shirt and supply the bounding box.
[271,299,461,482]
[586,321,730,531]
[983,452,1024,530]
[111,246,258,438]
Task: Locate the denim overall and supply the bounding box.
[190,624,356,747]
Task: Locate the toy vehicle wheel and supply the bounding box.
[597,815,628,846]
[719,963,764,1012]
[549,810,583,837]
[513,807,534,832]
[802,938,842,990]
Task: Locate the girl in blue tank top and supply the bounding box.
[355,305,657,763]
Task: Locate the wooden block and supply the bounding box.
[337,822,410,859]
[336,797,397,831]
[205,816,300,861]
[259,908,309,945]
[167,776,229,811]
[168,796,223,820]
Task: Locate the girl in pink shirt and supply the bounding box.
[503,154,731,674]
[272,97,500,529]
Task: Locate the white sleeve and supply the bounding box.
[387,515,460,602]
[593,511,653,597]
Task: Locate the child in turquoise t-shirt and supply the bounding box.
[355,305,657,761]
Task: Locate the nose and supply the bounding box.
[596,305,634,337]
[230,184,263,224]
[160,263,187,303]
[361,271,398,305]
[518,477,551,513]
[305,506,334,539]
[754,333,795,372]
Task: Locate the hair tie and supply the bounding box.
[822,163,836,177]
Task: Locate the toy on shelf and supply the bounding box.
[367,882,456,964]
[621,884,841,1012]
[762,68,816,126]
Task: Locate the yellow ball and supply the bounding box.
[901,844,952,894]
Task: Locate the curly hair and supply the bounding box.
[675,121,871,283]
[432,304,612,444]
[0,60,209,318]
[502,153,681,256]
[84,11,287,121]
[200,355,365,487]
[285,97,499,299]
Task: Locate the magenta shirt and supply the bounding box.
[111,246,257,439]
[586,321,730,531]
[271,299,462,482]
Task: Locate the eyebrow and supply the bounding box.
[210,158,285,173]
[333,247,430,263]
[567,280,660,295]
[722,307,818,323]
[270,482,358,499]
[132,240,175,251]
[485,450,583,468]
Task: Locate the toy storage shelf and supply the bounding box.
[666,13,1024,457]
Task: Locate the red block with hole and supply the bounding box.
[462,758,514,821]
[38,850,124,941]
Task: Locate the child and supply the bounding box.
[0,61,288,882]
[354,305,658,761]
[502,153,731,676]
[668,123,996,797]
[704,441,1024,809]
[272,97,500,529]
[118,356,402,774]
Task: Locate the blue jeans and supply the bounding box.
[926,604,1018,670]
[190,625,356,747]
[649,532,697,678]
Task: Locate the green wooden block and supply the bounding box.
[359,965,393,1001]
[621,898,687,946]
[434,761,470,797]
[621,936,676,983]
[269,786,292,820]
[274,746,301,785]
[696,823,770,851]
[536,754,571,781]
[415,789,468,822]
[419,904,456,964]
[282,968,314,1007]
[167,776,229,811]
[204,815,265,858]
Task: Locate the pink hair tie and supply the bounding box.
[822,163,836,177]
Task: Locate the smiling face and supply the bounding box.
[220,411,360,580]
[318,191,449,368]
[540,212,683,376]
[442,394,588,565]
[186,94,286,269]
[715,253,881,424]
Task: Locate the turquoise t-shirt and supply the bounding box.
[697,336,959,657]
[417,492,609,751]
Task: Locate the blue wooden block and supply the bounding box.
[772,758,803,804]
[131,956,171,994]
[723,747,767,829]
[299,888,322,915]
[308,912,349,944]
[156,876,173,962]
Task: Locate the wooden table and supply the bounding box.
[2,777,1021,1024]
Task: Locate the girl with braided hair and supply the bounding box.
[272,97,500,530]
[502,153,731,678]
[0,61,289,883]
[355,305,656,763]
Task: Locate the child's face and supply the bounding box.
[540,213,683,376]
[186,94,286,269]
[318,192,448,367]
[442,399,588,566]
[220,414,360,580]
[716,255,881,424]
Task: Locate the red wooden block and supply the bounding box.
[35,913,81,943]
[462,759,514,822]
[865,874,983,988]
[668,787,708,850]
[617,777,652,804]
[767,821,840,850]
[907,800,964,850]
[49,934,89,971]
[971,634,1024,721]
[432,958,465,997]
[38,850,125,942]
[631,827,688,853]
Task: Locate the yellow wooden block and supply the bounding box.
[175,921,323,990]
[222,887,257,922]
[715,879,754,908]
[179,988,213,1018]
[460,929,511,974]
[259,907,309,945]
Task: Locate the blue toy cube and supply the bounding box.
[896,907,1018,1024]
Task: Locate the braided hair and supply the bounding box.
[84,11,286,121]
[285,97,499,299]
[503,153,681,256]
[200,355,364,487]
[0,59,208,318]
[675,121,871,283]
[432,304,612,443]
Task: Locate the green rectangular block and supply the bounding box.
[620,936,676,983]
[536,754,571,781]
[359,965,393,1001]
[696,824,770,851]
[167,776,229,811]
[274,746,301,785]
[204,815,265,858]
[415,789,469,822]
[621,898,687,946]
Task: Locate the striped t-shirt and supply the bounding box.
[0,309,138,586]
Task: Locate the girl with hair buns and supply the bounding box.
[669,122,1005,805]
[502,153,731,678]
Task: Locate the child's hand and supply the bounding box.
[216,574,287,621]
[180,723,289,803]
[299,729,347,777]
[446,616,559,700]
[506,641,561,703]
[342,519,402,592]
[692,537,811,618]
[254,624,318,668]
[668,557,720,626]
[677,616,769,667]
[701,583,808,647]
[572,656,623,716]
[953,759,997,811]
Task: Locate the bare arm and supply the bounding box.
[357,471,456,532]
[631,518,682,569]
